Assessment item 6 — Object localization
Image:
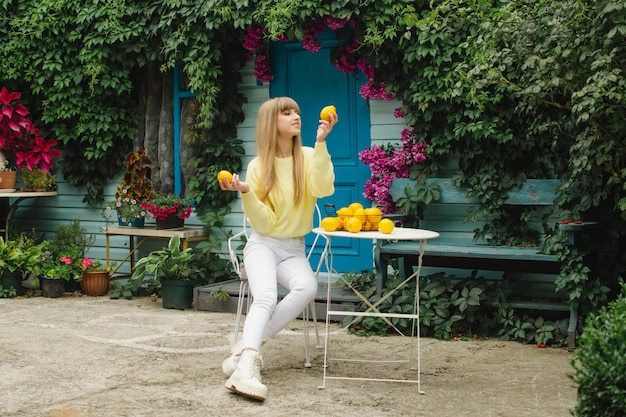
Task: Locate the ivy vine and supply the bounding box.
[1,0,625,313]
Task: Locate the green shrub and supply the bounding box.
[570,280,626,417]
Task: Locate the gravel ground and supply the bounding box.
[0,295,577,417]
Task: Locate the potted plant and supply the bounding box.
[0,159,17,191]
[52,219,95,292]
[34,240,77,297]
[130,235,199,309]
[0,234,44,296]
[103,150,153,227]
[141,191,194,229]
[80,257,111,296]
[0,87,62,191]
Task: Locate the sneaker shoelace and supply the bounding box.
[248,354,263,381]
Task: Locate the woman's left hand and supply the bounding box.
[316,112,338,143]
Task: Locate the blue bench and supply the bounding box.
[374,177,593,348]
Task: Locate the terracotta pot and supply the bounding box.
[80,271,110,296]
[0,170,17,190]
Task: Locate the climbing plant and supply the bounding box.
[1,0,625,312]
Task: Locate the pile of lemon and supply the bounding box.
[320,202,395,234]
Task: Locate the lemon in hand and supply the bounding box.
[320,105,337,122]
[345,217,362,233]
[217,170,233,183]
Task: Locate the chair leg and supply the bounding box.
[310,301,322,350]
[303,304,312,368]
[302,300,322,368]
[233,280,248,344]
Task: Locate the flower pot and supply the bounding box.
[117,214,145,228]
[80,271,110,296]
[1,270,23,296]
[160,278,196,310]
[39,276,65,298]
[155,214,185,230]
[0,170,17,190]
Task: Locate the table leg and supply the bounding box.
[106,234,110,269]
[320,237,427,393]
[129,236,135,270]
[3,197,27,241]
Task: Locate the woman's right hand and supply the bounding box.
[219,173,250,194]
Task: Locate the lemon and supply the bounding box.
[349,202,364,213]
[217,170,233,183]
[336,207,353,219]
[352,207,367,225]
[320,105,337,122]
[321,217,340,232]
[345,217,362,233]
[378,218,395,234]
[365,207,383,223]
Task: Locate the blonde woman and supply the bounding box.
[218,96,338,400]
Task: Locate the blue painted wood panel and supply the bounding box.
[270,33,373,274]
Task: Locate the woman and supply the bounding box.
[218,96,338,401]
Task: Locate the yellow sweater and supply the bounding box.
[241,142,335,238]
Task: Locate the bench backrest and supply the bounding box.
[389,178,560,206]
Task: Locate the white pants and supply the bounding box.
[240,232,318,352]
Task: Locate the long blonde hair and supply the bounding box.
[255,97,305,205]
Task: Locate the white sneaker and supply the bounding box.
[222,340,243,377]
[225,349,268,401]
[222,339,268,377]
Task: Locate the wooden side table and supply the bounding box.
[102,225,210,277]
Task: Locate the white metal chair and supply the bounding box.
[227,205,327,368]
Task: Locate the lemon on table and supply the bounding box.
[378,218,395,234]
[352,207,367,225]
[348,202,364,213]
[365,207,383,223]
[321,217,341,232]
[217,170,233,183]
[336,206,353,220]
[345,217,362,233]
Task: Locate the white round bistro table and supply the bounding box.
[312,226,439,393]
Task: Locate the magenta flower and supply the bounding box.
[360,129,428,212]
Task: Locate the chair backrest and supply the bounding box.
[227,216,249,279]
[227,204,328,279]
[307,204,329,275]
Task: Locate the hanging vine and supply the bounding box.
[1,0,625,307]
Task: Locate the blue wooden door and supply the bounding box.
[270,32,372,274]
